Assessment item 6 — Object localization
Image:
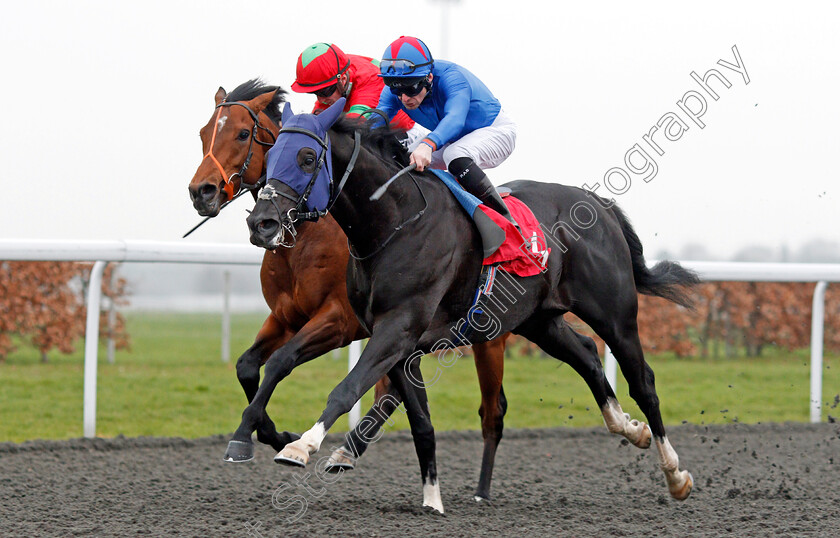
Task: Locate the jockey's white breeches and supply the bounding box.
[405,109,517,171]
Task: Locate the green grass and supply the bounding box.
[0,312,838,443]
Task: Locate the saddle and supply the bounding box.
[428,170,550,278]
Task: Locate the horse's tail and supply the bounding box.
[610,203,701,309]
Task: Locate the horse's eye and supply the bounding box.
[297,148,317,170]
[237,129,250,141]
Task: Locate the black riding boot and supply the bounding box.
[448,157,518,227]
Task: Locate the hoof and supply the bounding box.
[324,447,356,473]
[633,423,652,449]
[274,442,309,468]
[324,461,355,473]
[668,470,694,501]
[473,488,491,503]
[223,440,254,463]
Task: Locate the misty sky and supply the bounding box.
[1,0,838,260]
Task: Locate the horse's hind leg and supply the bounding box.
[472,335,508,502]
[518,316,650,447]
[568,330,651,449]
[581,307,693,500]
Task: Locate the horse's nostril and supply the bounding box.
[258,219,279,236]
[199,184,217,200]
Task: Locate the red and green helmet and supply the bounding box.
[292,43,351,93]
[379,36,434,79]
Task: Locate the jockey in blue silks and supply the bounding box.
[375,36,518,226]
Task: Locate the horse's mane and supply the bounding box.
[331,116,411,169]
[227,79,287,125]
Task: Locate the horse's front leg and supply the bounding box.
[224,306,350,462]
[325,377,401,471]
[327,360,444,513]
[387,357,443,513]
[226,316,298,462]
[275,314,425,467]
[236,314,293,404]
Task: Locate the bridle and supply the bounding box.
[201,100,278,201]
[257,125,361,248]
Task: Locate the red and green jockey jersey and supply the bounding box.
[312,54,415,131]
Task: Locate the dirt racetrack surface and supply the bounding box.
[1,422,838,537]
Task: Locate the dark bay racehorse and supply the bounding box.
[187,80,516,508]
[246,98,700,509]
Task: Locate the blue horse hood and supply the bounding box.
[265,98,346,213]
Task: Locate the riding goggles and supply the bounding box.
[312,83,338,98]
[379,58,433,76]
[387,77,429,98]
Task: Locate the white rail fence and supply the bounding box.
[1,239,838,438]
[605,261,840,424]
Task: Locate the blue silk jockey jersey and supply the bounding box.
[377,60,502,151]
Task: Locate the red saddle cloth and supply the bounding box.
[480,194,550,277]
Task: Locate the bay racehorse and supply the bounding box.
[187,80,514,507]
[246,98,700,510]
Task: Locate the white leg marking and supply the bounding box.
[299,422,327,454]
[422,480,444,514]
[602,400,628,433]
[655,436,693,499]
[655,437,679,473]
[601,399,650,446]
[275,422,327,465]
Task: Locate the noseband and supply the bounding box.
[202,100,278,201]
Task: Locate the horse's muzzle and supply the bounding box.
[244,206,283,248]
[189,183,222,217]
[248,218,278,249]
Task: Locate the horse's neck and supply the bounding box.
[329,143,423,255]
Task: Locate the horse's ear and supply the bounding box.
[214,87,226,105]
[281,102,295,124]
[249,90,276,115]
[316,97,346,130]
